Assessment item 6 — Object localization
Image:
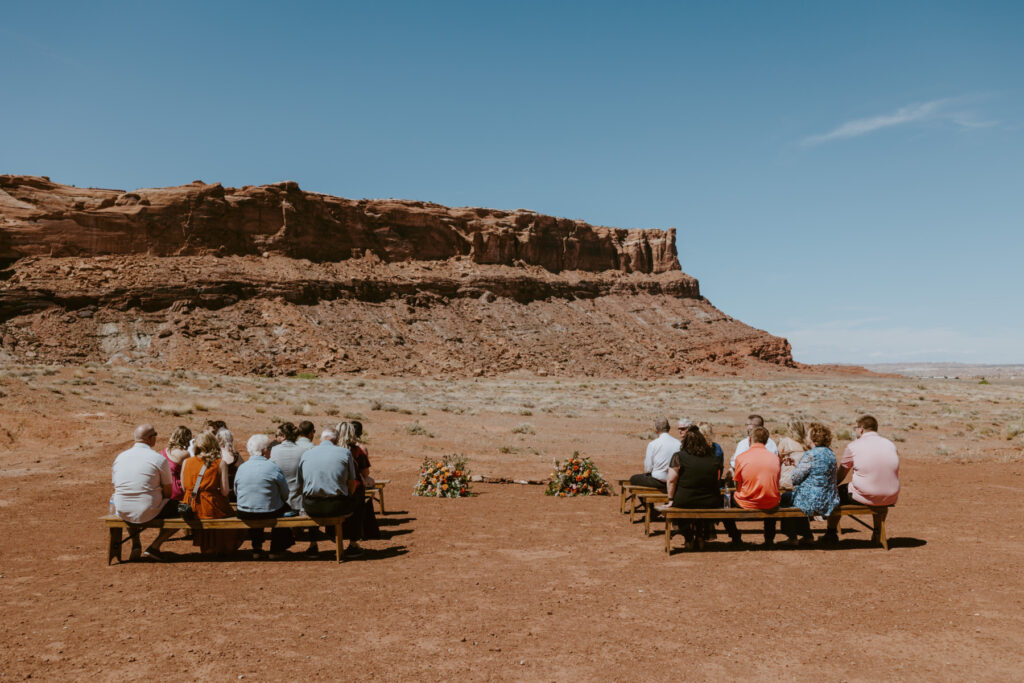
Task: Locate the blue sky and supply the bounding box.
[2,1,1021,363]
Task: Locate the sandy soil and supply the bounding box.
[1,365,1023,680]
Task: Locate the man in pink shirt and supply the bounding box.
[824,415,900,544]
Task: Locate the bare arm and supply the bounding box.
[218,459,231,497]
[665,467,679,500]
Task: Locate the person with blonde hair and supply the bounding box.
[216,428,242,500]
[780,422,839,546]
[776,420,806,491]
[697,422,724,467]
[160,425,191,502]
[180,432,244,555]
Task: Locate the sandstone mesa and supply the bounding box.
[0,175,794,377]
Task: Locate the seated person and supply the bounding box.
[111,424,179,561]
[665,429,722,550]
[723,426,781,546]
[296,420,316,450]
[216,428,242,501]
[628,417,680,492]
[188,419,227,456]
[181,432,244,556]
[780,423,839,546]
[346,420,380,540]
[271,421,312,515]
[731,414,779,470]
[697,421,724,467]
[160,425,191,502]
[235,433,295,559]
[297,427,364,557]
[825,415,900,544]
[776,432,805,492]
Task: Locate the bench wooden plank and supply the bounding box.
[100,514,350,564]
[365,479,390,515]
[620,484,663,520]
[661,505,891,554]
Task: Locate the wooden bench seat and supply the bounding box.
[661,504,892,554]
[101,513,351,564]
[618,480,665,519]
[365,479,390,515]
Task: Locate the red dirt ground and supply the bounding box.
[1,368,1023,680]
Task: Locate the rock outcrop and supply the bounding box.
[0,175,678,274]
[0,175,795,377]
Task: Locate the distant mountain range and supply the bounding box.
[864,363,1024,379]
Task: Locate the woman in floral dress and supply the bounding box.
[780,422,839,546]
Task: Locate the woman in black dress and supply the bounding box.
[665,428,722,550]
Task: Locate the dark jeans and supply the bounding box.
[722,496,777,543]
[236,505,294,553]
[304,494,363,541]
[628,473,667,492]
[779,491,812,539]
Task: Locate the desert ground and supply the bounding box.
[1,364,1023,680]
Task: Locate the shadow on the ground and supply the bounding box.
[377,515,414,526]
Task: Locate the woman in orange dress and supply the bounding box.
[180,432,244,555]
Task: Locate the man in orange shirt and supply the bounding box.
[723,426,781,546]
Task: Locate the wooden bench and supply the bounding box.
[365,479,390,515]
[636,491,670,535]
[618,480,664,518]
[661,505,892,554]
[101,513,351,564]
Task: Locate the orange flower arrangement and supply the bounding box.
[414,454,472,498]
[545,451,610,497]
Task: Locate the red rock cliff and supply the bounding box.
[0,176,679,274]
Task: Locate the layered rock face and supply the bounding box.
[0,176,794,377]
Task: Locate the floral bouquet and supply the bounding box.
[545,452,611,497]
[413,454,472,498]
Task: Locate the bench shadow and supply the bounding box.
[380,528,413,539]
[377,516,415,527]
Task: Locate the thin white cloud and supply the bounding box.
[801,98,993,146]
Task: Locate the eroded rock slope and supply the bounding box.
[0,175,794,376]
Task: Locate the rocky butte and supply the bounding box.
[0,175,794,377]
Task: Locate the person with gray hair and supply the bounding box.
[628,416,681,492]
[234,433,294,559]
[295,425,364,557]
[111,424,180,561]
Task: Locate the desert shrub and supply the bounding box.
[512,423,535,435]
[545,452,610,497]
[406,421,434,438]
[835,428,853,441]
[295,372,317,380]
[413,455,471,498]
[343,412,366,421]
[1006,420,1024,441]
[293,403,315,416]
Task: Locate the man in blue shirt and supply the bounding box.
[297,427,364,557]
[235,433,294,559]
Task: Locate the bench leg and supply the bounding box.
[665,518,672,555]
[336,522,345,563]
[108,527,122,565]
[874,512,889,550]
[378,488,385,516]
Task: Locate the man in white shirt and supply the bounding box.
[629,417,682,491]
[731,414,779,470]
[111,424,178,561]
